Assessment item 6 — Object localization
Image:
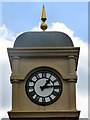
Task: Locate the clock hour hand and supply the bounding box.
[40,79,50,91]
[45,79,50,86]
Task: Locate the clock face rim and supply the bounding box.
[25,67,63,106]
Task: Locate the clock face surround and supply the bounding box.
[25,67,62,106]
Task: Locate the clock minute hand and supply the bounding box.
[40,85,60,91]
[45,85,60,88]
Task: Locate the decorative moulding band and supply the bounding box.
[8,110,80,118]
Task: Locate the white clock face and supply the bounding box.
[25,67,62,106]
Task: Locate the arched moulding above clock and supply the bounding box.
[24,65,77,82]
[10,64,77,83]
[25,66,63,82]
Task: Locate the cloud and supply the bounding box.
[0,24,15,60]
[0,23,88,118]
[0,109,9,119]
[77,91,88,118]
[0,25,14,118]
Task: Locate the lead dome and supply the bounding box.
[14,31,74,47]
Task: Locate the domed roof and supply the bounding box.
[14,31,74,47]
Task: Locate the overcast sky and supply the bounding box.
[0,1,88,119]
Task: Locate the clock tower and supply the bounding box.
[8,6,80,120]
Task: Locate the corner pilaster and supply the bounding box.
[11,57,20,110]
[68,55,76,110]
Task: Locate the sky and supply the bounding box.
[0,1,89,119]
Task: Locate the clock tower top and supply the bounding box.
[8,5,80,120]
[13,6,74,48]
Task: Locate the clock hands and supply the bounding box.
[40,85,60,91]
[40,79,60,91]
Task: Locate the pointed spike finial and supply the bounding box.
[41,5,46,21]
[40,5,48,31]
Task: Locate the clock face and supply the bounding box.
[25,68,62,106]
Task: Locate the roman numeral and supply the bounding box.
[35,95,40,101]
[42,97,45,103]
[48,74,52,79]
[35,74,40,79]
[29,91,35,97]
[54,85,60,89]
[42,72,46,78]
[39,97,43,102]
[45,97,51,102]
[49,96,53,101]
[53,91,58,96]
[53,79,57,83]
[28,86,34,89]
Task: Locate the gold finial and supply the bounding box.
[40,5,48,31]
